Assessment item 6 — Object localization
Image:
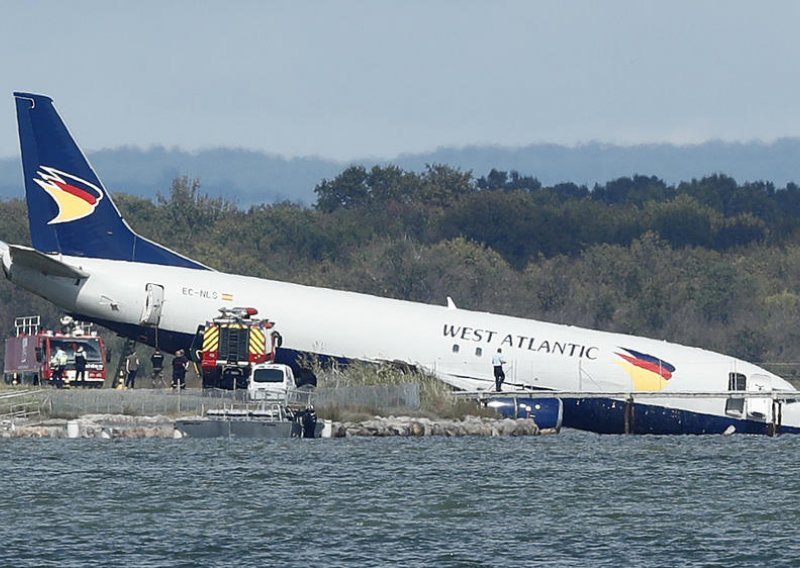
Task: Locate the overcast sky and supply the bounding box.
[1,1,799,160]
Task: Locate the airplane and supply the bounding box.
[4,91,800,435]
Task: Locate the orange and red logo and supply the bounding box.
[615,347,676,391]
[33,166,103,224]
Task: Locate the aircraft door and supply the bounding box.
[746,375,773,421]
[725,372,746,416]
[140,283,165,326]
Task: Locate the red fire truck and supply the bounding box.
[3,316,109,387]
[192,307,282,389]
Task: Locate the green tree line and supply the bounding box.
[2,168,800,376]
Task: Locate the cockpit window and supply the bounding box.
[728,372,746,391]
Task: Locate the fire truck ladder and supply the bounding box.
[222,326,249,364]
[225,329,238,363]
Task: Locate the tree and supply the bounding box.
[477,169,541,192]
[152,176,237,254]
[366,165,419,205]
[714,214,767,249]
[678,174,738,214]
[314,166,370,212]
[417,164,475,206]
[592,175,672,205]
[644,195,717,248]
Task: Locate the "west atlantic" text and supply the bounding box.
[443,324,598,360]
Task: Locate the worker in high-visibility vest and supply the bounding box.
[51,347,68,388]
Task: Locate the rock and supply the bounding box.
[330,416,554,437]
[409,421,425,436]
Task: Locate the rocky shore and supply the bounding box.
[0,414,176,439]
[331,415,551,437]
[0,414,555,438]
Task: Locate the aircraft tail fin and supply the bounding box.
[13,92,207,270]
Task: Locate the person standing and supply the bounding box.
[51,346,68,388]
[172,349,188,390]
[150,350,165,387]
[74,345,87,383]
[125,352,140,389]
[492,348,507,392]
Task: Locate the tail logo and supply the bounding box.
[33,166,103,224]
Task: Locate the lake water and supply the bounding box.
[2,431,798,567]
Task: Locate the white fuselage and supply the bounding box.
[8,250,800,431]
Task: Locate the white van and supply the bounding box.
[247,363,297,401]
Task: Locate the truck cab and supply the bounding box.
[4,315,108,387]
[247,363,296,401]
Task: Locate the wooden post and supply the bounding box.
[768,399,779,437]
[624,396,634,434]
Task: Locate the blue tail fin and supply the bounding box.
[14,92,207,270]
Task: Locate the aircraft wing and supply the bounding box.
[7,244,89,279]
[430,369,494,391]
[430,368,546,393]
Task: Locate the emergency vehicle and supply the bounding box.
[192,307,282,390]
[3,315,109,387]
[247,363,298,401]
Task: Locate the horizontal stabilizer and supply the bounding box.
[9,245,88,279]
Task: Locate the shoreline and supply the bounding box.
[0,414,555,439]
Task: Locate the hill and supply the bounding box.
[2,140,800,205]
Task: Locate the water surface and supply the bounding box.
[1,432,797,567]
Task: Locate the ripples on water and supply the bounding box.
[2,432,799,567]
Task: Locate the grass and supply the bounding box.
[305,357,494,420]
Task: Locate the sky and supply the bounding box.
[1,1,800,161]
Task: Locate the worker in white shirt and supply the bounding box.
[492,348,506,392]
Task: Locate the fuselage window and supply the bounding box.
[452,344,459,353]
[475,347,482,357]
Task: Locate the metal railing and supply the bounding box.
[313,383,420,411]
[0,382,420,419]
[453,389,800,400]
[0,389,45,420]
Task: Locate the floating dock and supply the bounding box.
[175,406,322,439]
